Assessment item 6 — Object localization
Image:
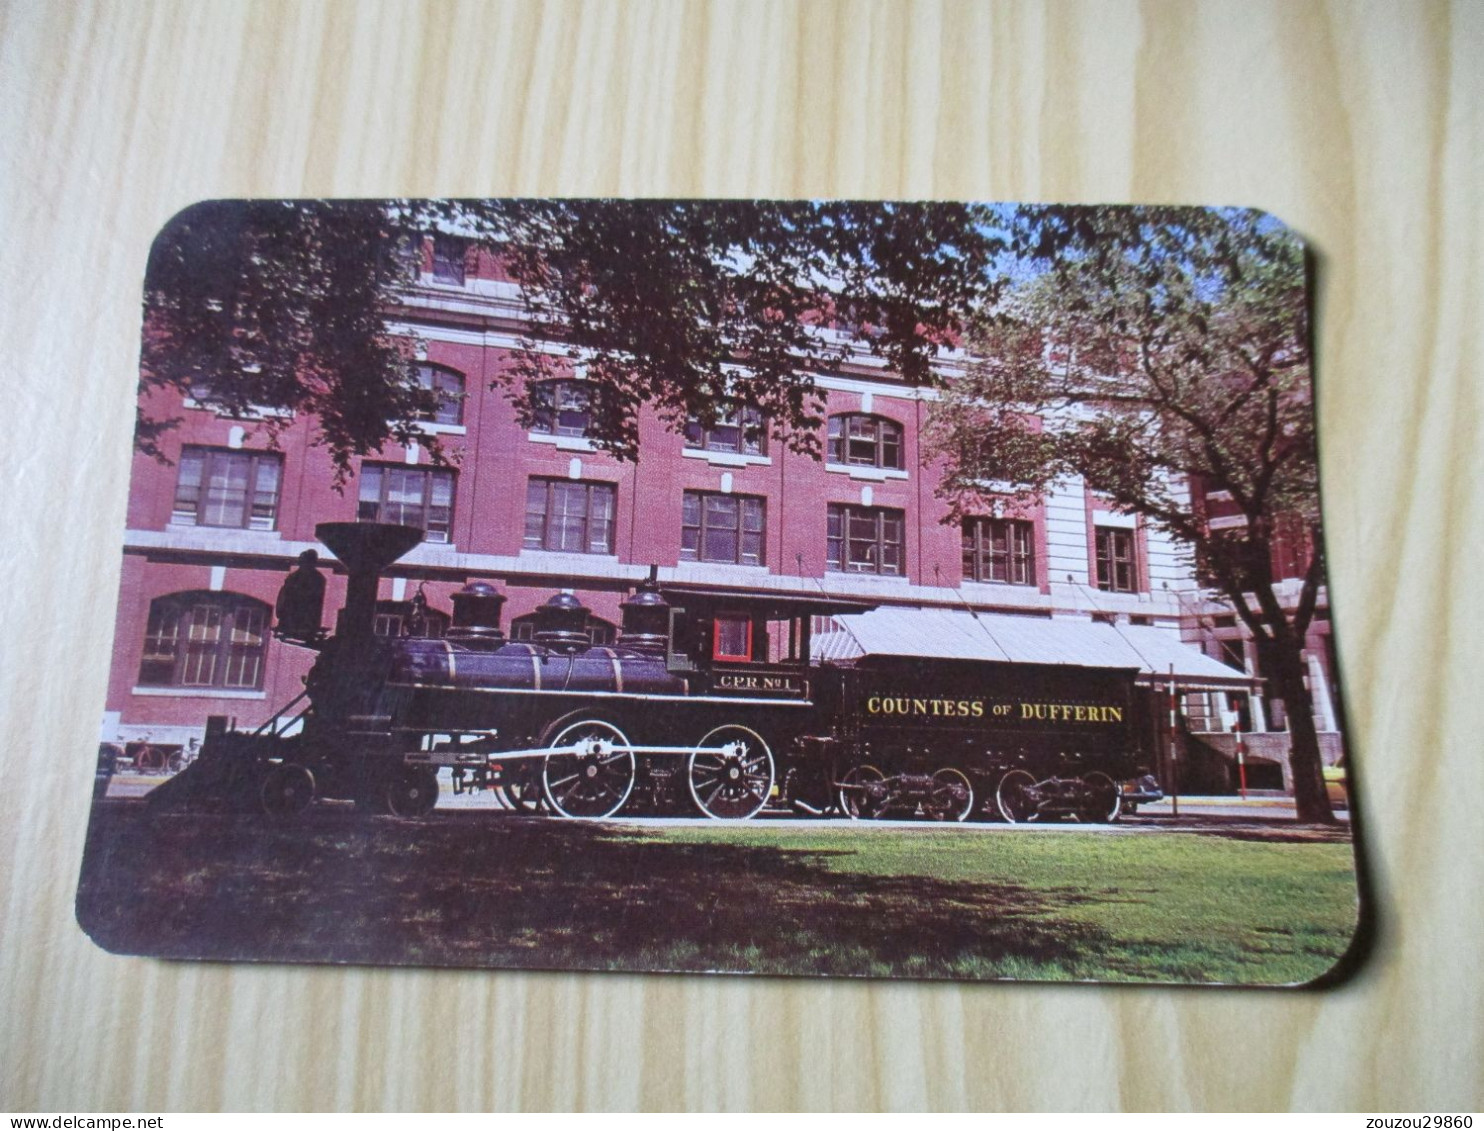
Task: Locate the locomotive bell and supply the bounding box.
[532,591,592,653]
[447,581,507,648]
[619,566,669,653]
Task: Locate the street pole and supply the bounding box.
[1168,664,1179,819]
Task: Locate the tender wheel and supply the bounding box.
[838,764,887,820]
[688,725,775,820]
[259,762,316,817]
[1078,771,1121,824]
[387,767,440,818]
[927,767,974,822]
[995,768,1040,824]
[541,719,636,819]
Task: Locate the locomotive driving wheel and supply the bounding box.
[498,765,547,814]
[687,725,775,820]
[386,766,441,818]
[259,762,316,818]
[1077,771,1121,824]
[995,768,1041,824]
[926,767,975,822]
[837,764,887,820]
[541,719,636,819]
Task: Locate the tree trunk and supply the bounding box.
[1270,635,1335,824]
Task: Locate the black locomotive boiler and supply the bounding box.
[159,521,1156,824]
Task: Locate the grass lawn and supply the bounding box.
[77,803,1359,985]
[608,823,1359,984]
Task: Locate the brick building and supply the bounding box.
[103,240,1342,791]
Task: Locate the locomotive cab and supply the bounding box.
[658,587,872,702]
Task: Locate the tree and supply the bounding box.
[139,198,1004,473]
[927,206,1335,823]
[139,199,442,476]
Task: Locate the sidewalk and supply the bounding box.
[1134,794,1349,821]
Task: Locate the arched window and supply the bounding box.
[137,592,271,690]
[529,380,591,438]
[414,364,464,426]
[509,612,617,647]
[827,414,903,470]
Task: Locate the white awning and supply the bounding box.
[812,606,1254,687]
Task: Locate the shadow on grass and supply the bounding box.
[77,802,1114,979]
[1153,816,1354,845]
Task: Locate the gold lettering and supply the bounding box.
[867,697,881,713]
[971,701,984,717]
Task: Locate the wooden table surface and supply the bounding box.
[2,0,1480,1112]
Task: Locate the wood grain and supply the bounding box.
[1,0,1480,1111]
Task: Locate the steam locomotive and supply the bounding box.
[155,521,1157,823]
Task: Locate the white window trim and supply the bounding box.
[681,449,772,468]
[131,687,268,700]
[527,432,597,452]
[182,395,294,422]
[824,462,908,482]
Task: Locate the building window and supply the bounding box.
[529,380,591,438]
[138,592,270,690]
[681,492,766,566]
[524,479,616,554]
[431,234,467,285]
[372,600,449,639]
[1094,527,1137,592]
[1216,638,1246,671]
[357,465,455,543]
[172,448,282,530]
[414,364,464,426]
[827,414,904,470]
[684,405,766,455]
[827,504,904,575]
[962,518,1035,585]
[510,613,617,647]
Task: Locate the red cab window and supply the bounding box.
[713,615,753,662]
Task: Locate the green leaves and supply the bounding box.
[140,198,1007,471]
[141,200,447,479]
[934,205,1316,540]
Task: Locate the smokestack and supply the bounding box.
[315,522,424,640]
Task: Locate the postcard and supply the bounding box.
[76,199,1361,984]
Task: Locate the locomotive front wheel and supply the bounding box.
[541,719,636,819]
[1078,771,1121,824]
[688,725,775,820]
[928,767,975,822]
[260,762,316,818]
[838,764,887,820]
[387,767,441,818]
[995,769,1040,824]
